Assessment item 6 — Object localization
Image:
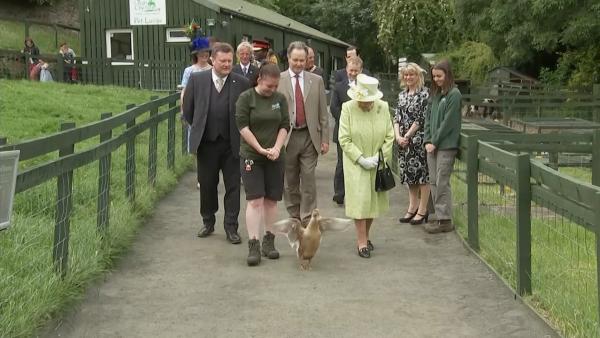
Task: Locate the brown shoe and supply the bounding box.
[438,220,455,233]
[425,220,454,234]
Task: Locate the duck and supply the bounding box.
[272,209,352,270]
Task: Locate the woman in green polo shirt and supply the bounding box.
[423,60,462,234]
[236,64,290,266]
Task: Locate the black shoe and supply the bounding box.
[197,225,214,237]
[399,211,417,223]
[247,239,261,266]
[410,213,428,225]
[332,195,344,205]
[225,229,242,244]
[261,231,279,259]
[357,247,370,258]
[367,240,374,251]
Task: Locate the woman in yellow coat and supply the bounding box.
[338,74,395,258]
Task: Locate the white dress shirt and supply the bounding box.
[211,70,229,90]
[288,69,305,98]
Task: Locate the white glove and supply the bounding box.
[357,156,378,170]
[365,155,379,165]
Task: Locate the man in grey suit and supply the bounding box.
[183,42,250,244]
[278,41,329,223]
[232,41,258,83]
[329,56,363,205]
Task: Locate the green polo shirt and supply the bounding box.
[235,88,290,161]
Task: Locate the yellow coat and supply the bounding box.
[338,100,395,219]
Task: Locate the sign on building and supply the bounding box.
[0,150,19,231]
[129,0,166,26]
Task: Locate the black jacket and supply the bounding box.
[329,79,351,143]
[182,71,250,155]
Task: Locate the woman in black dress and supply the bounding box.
[393,63,430,225]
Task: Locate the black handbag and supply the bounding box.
[375,148,395,192]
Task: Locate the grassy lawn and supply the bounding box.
[559,167,592,184]
[0,19,80,54]
[0,79,163,142]
[452,162,599,337]
[0,80,192,337]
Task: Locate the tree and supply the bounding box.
[374,0,453,62]
[244,0,280,11]
[454,0,600,76]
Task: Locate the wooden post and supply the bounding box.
[125,104,136,203]
[167,92,176,170]
[56,54,64,83]
[548,151,559,170]
[593,130,600,187]
[181,115,188,156]
[593,84,600,123]
[53,24,58,49]
[97,113,112,236]
[515,153,532,295]
[54,122,75,277]
[466,135,480,250]
[594,192,600,327]
[148,96,159,186]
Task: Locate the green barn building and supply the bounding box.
[78,0,348,90]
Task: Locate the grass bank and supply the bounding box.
[0,80,193,337]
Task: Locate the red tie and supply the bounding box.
[294,74,305,127]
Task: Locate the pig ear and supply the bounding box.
[272,218,301,235]
[319,218,353,232]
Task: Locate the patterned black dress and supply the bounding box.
[394,87,430,185]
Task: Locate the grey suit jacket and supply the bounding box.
[278,70,329,153]
[232,63,258,81]
[182,70,250,156]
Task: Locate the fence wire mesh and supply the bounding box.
[0,99,191,337]
[453,142,600,337]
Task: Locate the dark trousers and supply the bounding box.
[196,138,240,231]
[333,142,344,199]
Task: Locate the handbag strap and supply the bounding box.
[377,148,384,170]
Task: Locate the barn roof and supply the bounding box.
[489,66,538,83]
[192,0,348,47]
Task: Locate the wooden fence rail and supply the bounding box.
[0,92,188,275]
[455,129,600,329]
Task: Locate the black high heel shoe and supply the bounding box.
[399,211,417,223]
[410,213,429,225]
[357,247,370,258]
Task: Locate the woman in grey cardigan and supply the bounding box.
[423,60,462,234]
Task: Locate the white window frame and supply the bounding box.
[166,28,190,43]
[106,29,134,65]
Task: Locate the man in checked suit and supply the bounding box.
[232,41,258,83]
[183,42,250,244]
[330,56,363,205]
[277,41,329,223]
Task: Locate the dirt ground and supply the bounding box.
[41,149,558,338]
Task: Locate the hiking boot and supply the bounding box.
[438,220,455,233]
[425,220,455,234]
[261,231,279,259]
[247,239,261,266]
